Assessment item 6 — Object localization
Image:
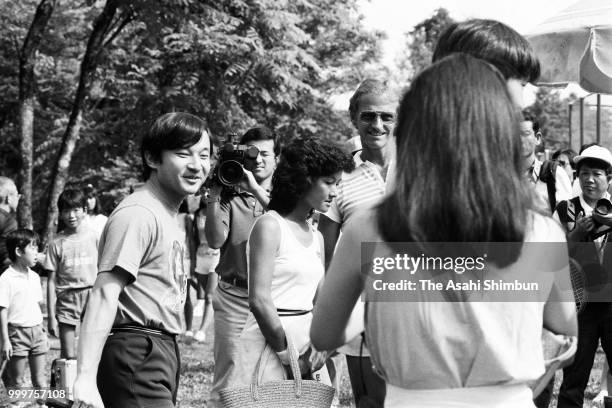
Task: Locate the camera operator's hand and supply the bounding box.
[237,167,259,193]
[568,212,595,242]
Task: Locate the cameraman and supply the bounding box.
[205,126,279,407]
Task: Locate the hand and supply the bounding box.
[48,317,59,338]
[2,341,12,361]
[308,346,328,373]
[237,167,259,193]
[573,212,595,237]
[72,376,104,408]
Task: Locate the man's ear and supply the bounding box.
[143,150,159,170]
[535,131,542,145]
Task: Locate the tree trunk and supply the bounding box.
[42,0,130,245]
[18,0,57,229]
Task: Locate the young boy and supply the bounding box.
[0,229,49,393]
[44,188,98,359]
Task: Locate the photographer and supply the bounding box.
[554,145,612,408]
[205,126,279,407]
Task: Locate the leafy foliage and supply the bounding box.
[0,0,384,232]
[395,7,454,86]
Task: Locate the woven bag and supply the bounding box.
[219,335,335,408]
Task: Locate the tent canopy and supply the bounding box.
[526,0,612,93]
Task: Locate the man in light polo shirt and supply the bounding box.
[72,112,214,408]
[319,78,396,407]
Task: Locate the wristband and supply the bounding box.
[206,196,221,204]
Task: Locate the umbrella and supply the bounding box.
[526,0,612,94]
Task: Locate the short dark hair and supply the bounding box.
[57,188,87,212]
[141,112,214,180]
[522,111,540,133]
[433,19,540,83]
[6,229,38,262]
[268,136,355,215]
[552,149,577,169]
[348,79,392,124]
[239,126,281,156]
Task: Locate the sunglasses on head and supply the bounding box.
[359,111,395,123]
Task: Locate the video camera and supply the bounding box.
[207,133,260,187]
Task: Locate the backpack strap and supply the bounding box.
[539,160,558,213]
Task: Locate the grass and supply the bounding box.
[0,301,606,408]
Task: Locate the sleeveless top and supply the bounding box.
[361,210,566,389]
[249,210,324,311]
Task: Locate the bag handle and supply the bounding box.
[250,333,302,400]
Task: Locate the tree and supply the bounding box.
[18,0,57,229]
[0,0,384,238]
[525,87,572,152]
[42,0,133,244]
[395,8,454,86]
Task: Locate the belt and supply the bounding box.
[110,325,176,339]
[277,308,311,317]
[220,275,248,289]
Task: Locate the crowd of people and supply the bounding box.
[0,16,610,408]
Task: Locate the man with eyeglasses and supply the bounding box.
[319,78,396,407]
[0,177,19,270]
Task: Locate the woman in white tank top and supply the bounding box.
[238,136,354,382]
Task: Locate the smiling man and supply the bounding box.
[318,78,396,407]
[72,112,214,408]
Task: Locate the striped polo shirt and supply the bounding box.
[325,152,387,227]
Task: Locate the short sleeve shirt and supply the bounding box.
[98,183,188,335]
[43,227,98,292]
[215,191,265,281]
[0,266,43,327]
[325,153,387,227]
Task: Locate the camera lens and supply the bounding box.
[218,160,244,186]
[245,145,259,159]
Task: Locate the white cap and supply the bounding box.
[574,145,612,168]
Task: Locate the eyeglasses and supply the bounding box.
[557,160,569,167]
[359,111,395,124]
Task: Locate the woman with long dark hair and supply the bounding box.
[311,54,577,407]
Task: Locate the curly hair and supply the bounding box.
[268,136,355,215]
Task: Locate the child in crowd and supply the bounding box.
[83,184,108,240]
[188,197,220,342]
[44,188,98,359]
[0,229,49,395]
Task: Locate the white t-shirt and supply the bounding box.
[0,266,43,327]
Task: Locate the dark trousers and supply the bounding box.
[346,355,386,408]
[558,303,612,408]
[98,329,180,408]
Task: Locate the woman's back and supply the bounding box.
[359,210,567,388]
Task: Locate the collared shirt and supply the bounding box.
[526,159,572,213]
[325,152,388,226]
[0,266,43,327]
[215,190,265,282]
